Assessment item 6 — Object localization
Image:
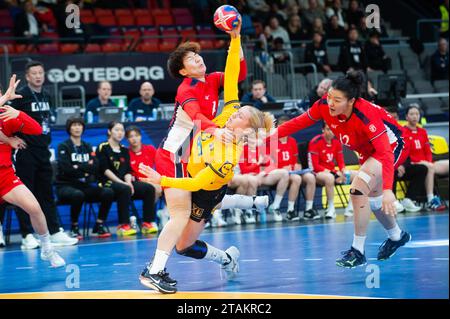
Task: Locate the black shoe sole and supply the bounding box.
[139,276,177,294]
[335,261,367,269]
[378,233,412,261]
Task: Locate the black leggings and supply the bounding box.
[394,163,428,203]
[56,184,115,224]
[107,181,156,225]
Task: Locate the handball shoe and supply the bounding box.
[41,249,66,268]
[92,222,111,238]
[377,231,411,261]
[269,207,283,222]
[21,234,40,250]
[336,246,367,268]
[50,230,78,246]
[139,267,177,294]
[142,222,159,234]
[116,224,137,236]
[221,246,240,280]
[286,210,300,221]
[304,209,321,220]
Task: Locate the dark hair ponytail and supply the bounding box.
[331,70,365,100]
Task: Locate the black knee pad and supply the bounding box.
[350,188,364,196]
[175,240,207,259]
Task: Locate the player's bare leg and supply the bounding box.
[316,172,336,218]
[260,169,289,220]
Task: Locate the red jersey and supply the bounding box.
[277,95,407,190]
[276,137,299,170]
[129,144,157,180]
[239,144,271,174]
[0,111,42,167]
[308,134,345,173]
[403,126,433,163]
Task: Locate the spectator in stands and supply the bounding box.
[56,117,115,239]
[271,37,291,64]
[239,141,290,222]
[254,38,274,74]
[127,82,161,122]
[365,31,391,73]
[325,0,346,28]
[241,80,276,109]
[338,27,367,72]
[308,122,347,219]
[126,125,162,202]
[14,0,48,44]
[345,0,364,29]
[303,0,326,28]
[307,78,332,105]
[96,121,158,236]
[304,32,332,74]
[247,0,271,20]
[286,14,311,46]
[403,104,448,211]
[326,14,347,39]
[85,81,116,122]
[311,17,326,37]
[439,0,449,38]
[268,2,288,26]
[264,16,291,49]
[11,60,78,249]
[276,116,318,221]
[430,37,449,82]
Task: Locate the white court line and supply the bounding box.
[304,258,322,261]
[81,264,98,267]
[113,263,131,266]
[15,267,33,270]
[273,259,291,262]
[1,214,447,254]
[178,261,194,264]
[368,258,378,261]
[241,259,259,262]
[401,258,420,260]
[433,258,449,260]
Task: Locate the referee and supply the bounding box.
[11,60,78,247]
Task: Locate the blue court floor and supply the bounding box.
[0,212,448,299]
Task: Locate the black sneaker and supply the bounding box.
[70,225,83,239]
[139,267,177,294]
[304,209,320,220]
[336,246,367,268]
[377,231,412,261]
[144,262,177,286]
[286,210,300,221]
[92,222,111,238]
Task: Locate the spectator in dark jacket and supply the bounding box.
[338,27,367,72]
[365,31,391,72]
[13,0,48,44]
[305,32,332,74]
[345,0,364,29]
[430,37,449,82]
[241,80,276,109]
[326,15,347,39]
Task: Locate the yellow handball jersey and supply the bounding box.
[160,35,243,192]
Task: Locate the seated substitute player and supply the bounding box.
[138,31,274,294]
[403,104,448,211]
[0,75,65,267]
[308,122,347,219]
[275,70,412,268]
[276,115,318,221]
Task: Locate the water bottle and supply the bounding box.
[130,216,137,230]
[87,111,94,124]
[345,171,351,185]
[258,208,267,224]
[127,111,134,122]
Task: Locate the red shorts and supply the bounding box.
[155,148,188,179]
[0,166,23,203]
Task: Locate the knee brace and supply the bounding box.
[369,195,383,212]
[350,171,372,196]
[175,240,207,259]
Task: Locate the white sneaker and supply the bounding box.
[394,200,405,214]
[50,230,78,246]
[243,210,256,224]
[231,209,242,225]
[211,210,228,227]
[221,246,240,280]
[21,234,40,250]
[254,195,269,211]
[41,249,66,268]
[0,223,5,248]
[401,198,421,213]
[325,207,336,219]
[157,206,170,229]
[269,206,283,222]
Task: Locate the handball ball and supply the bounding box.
[213,5,241,32]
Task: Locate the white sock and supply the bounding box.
[221,194,253,210]
[352,234,366,254]
[271,195,283,209]
[149,249,170,274]
[287,201,295,211]
[39,232,51,252]
[205,242,230,265]
[387,224,402,241]
[328,200,335,210]
[305,200,313,211]
[427,194,434,203]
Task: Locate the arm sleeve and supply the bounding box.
[276,100,322,138]
[79,143,97,175]
[8,111,42,135]
[96,144,110,175]
[214,36,241,128]
[57,143,84,178]
[181,96,218,131]
[335,141,346,171]
[160,165,217,191]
